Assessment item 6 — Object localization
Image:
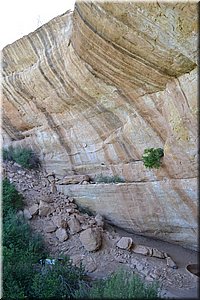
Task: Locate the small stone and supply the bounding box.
[8,173,15,178]
[75,214,87,224]
[166,257,177,269]
[81,180,89,185]
[45,225,57,233]
[145,275,154,282]
[68,215,82,234]
[132,245,149,255]
[23,209,32,220]
[60,219,68,229]
[95,214,104,227]
[29,204,39,216]
[151,248,165,259]
[66,208,75,214]
[68,197,74,203]
[88,219,96,226]
[81,224,91,230]
[39,201,50,216]
[116,237,133,250]
[55,228,68,242]
[17,210,24,217]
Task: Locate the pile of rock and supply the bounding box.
[116,237,177,269]
[3,161,177,272]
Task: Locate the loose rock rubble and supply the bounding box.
[3,161,198,298]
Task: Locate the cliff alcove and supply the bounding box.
[2,1,198,251]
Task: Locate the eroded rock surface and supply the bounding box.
[2,2,198,249]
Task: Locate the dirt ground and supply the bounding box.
[3,161,199,299]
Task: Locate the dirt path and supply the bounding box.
[3,161,198,299]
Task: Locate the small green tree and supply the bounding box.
[3,146,40,169]
[142,148,164,169]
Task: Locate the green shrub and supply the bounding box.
[3,146,40,169]
[30,257,86,299]
[3,178,24,216]
[142,148,164,169]
[95,174,125,183]
[2,180,87,299]
[76,268,159,299]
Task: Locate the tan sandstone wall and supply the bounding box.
[2,1,198,249]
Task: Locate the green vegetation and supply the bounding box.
[142,148,164,169]
[3,146,40,169]
[95,174,125,183]
[2,179,160,299]
[76,268,160,299]
[3,178,24,217]
[2,178,86,299]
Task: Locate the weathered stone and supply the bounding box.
[79,227,102,252]
[66,208,75,214]
[75,213,87,224]
[81,180,90,185]
[150,248,166,259]
[68,215,82,234]
[88,219,96,226]
[39,201,50,216]
[81,224,91,230]
[45,225,57,233]
[23,209,32,220]
[55,228,68,242]
[166,257,178,269]
[52,215,62,227]
[116,237,133,250]
[95,214,104,227]
[17,210,24,217]
[58,175,90,185]
[132,245,149,256]
[60,219,68,229]
[29,204,39,216]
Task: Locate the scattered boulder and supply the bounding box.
[45,225,57,233]
[68,215,82,234]
[55,228,68,242]
[132,245,149,255]
[79,227,102,252]
[75,213,87,224]
[29,204,39,216]
[57,175,90,185]
[39,201,51,216]
[116,237,133,250]
[149,248,166,259]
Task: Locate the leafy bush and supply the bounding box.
[2,180,87,299]
[30,257,86,299]
[142,148,164,169]
[3,178,24,216]
[95,174,125,183]
[3,146,40,169]
[76,268,159,299]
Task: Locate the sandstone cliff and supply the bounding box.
[2,1,198,250]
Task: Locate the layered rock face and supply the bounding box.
[2,1,198,249]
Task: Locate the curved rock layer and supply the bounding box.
[2,1,198,250]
